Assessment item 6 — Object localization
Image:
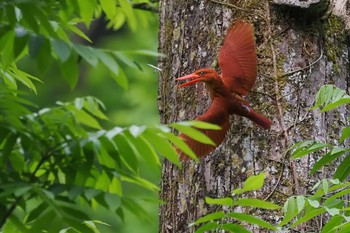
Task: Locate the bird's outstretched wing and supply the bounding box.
[218,20,257,96]
[177,100,230,161]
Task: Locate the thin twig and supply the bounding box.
[251,90,277,102]
[278,47,324,78]
[274,109,311,137]
[265,162,285,201]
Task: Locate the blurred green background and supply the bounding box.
[18,9,161,233]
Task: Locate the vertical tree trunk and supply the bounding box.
[158,0,349,232]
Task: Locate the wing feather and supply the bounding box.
[177,100,230,161]
[218,20,257,96]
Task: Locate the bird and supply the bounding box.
[176,20,272,161]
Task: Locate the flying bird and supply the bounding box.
[176,20,272,161]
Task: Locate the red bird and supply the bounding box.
[176,20,272,161]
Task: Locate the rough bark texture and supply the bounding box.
[158,0,349,232]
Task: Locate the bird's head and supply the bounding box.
[176,68,220,88]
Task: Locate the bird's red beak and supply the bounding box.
[176,73,201,88]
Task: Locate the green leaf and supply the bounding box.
[27,202,48,222]
[9,151,25,172]
[143,129,180,167]
[77,0,97,27]
[334,154,350,181]
[67,24,92,43]
[129,125,146,137]
[290,208,326,228]
[220,223,251,233]
[0,133,17,167]
[322,97,350,112]
[95,171,110,192]
[114,134,138,173]
[9,67,41,94]
[83,96,108,120]
[120,173,159,192]
[29,35,43,57]
[8,214,32,233]
[227,212,276,230]
[308,199,320,208]
[0,30,15,69]
[279,196,298,226]
[311,147,349,175]
[233,198,280,209]
[335,221,350,233]
[171,124,215,145]
[323,187,350,205]
[296,196,305,213]
[127,49,166,58]
[111,67,128,90]
[30,5,56,36]
[73,44,99,67]
[0,128,9,145]
[195,222,218,233]
[29,35,52,74]
[205,197,233,206]
[21,4,39,32]
[119,0,136,31]
[312,182,349,198]
[99,0,116,19]
[5,5,16,24]
[113,51,137,68]
[164,131,197,160]
[59,53,79,89]
[291,141,329,159]
[67,106,102,129]
[52,39,71,62]
[190,211,225,226]
[325,207,340,216]
[311,85,350,111]
[322,179,329,194]
[2,69,17,90]
[233,173,265,194]
[83,220,100,233]
[330,179,340,185]
[96,50,128,89]
[92,220,111,227]
[321,215,344,233]
[109,177,122,196]
[115,208,124,222]
[122,198,152,222]
[104,192,121,212]
[126,134,161,172]
[172,121,221,130]
[340,127,350,143]
[14,27,29,60]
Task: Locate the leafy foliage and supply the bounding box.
[0,0,159,91]
[192,85,350,232]
[290,85,350,181]
[0,83,219,232]
[190,173,280,232]
[311,84,350,112]
[0,0,213,232]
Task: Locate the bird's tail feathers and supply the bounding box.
[247,110,272,129]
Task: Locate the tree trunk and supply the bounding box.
[158,0,349,232]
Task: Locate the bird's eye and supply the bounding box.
[198,71,205,75]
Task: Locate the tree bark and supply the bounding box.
[158,0,349,232]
